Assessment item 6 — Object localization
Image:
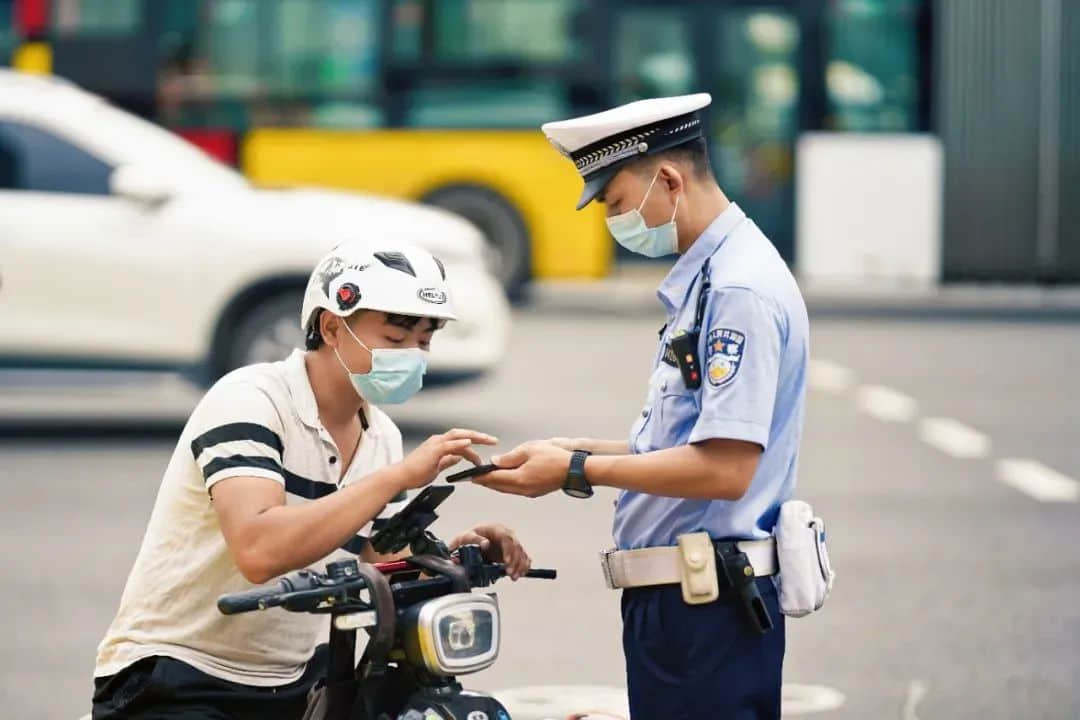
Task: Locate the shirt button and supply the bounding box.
[329,456,337,465]
[660,381,668,392]
[641,408,649,418]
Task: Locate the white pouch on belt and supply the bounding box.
[774,500,835,618]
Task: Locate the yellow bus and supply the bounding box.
[4,0,929,295]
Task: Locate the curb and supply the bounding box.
[526,281,1080,321]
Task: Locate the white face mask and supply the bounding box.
[604,170,680,258]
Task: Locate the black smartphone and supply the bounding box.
[399,484,455,510]
[446,463,498,483]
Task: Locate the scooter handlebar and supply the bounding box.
[217,570,319,615]
[217,580,290,615]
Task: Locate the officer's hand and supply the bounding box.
[473,442,572,498]
[546,437,584,452]
[400,429,497,490]
[449,524,532,580]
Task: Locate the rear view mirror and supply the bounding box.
[110,164,174,205]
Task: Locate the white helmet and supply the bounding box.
[301,240,457,336]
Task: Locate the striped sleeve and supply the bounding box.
[188,383,286,492]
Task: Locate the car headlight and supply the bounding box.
[402,593,500,676]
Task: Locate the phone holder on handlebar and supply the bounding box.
[369,486,454,559]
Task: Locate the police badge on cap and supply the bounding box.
[541,93,712,209]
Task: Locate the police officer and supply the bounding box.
[472,94,809,720]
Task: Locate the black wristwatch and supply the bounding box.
[563,450,594,499]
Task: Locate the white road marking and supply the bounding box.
[855,384,917,423]
[918,417,991,459]
[997,459,1080,502]
[781,684,847,714]
[494,685,629,720]
[494,683,845,718]
[808,359,855,393]
[902,679,928,720]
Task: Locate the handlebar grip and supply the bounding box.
[217,577,293,615]
[525,568,557,580]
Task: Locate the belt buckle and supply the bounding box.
[599,548,618,589]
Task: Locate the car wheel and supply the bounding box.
[221,291,306,374]
[421,185,531,300]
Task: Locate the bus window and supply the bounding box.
[432,0,581,62]
[613,8,696,103]
[0,0,13,65]
[163,0,383,129]
[404,80,570,128]
[53,0,141,36]
[826,0,921,131]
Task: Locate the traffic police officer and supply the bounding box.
[473,94,809,720]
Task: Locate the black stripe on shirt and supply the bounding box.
[201,456,338,501]
[201,455,284,483]
[191,422,284,460]
[283,469,338,500]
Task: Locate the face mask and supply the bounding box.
[605,170,681,258]
[334,322,427,405]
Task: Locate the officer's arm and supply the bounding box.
[585,439,761,500]
[549,437,630,455]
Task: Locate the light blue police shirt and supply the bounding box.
[613,203,809,550]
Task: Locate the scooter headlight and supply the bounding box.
[403,593,500,675]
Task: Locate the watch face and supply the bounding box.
[563,483,594,499]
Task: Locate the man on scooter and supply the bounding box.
[92,240,530,719]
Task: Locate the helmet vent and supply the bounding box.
[374,251,416,277]
[432,256,447,280]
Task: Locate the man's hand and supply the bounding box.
[400,429,497,490]
[472,442,572,498]
[449,524,532,580]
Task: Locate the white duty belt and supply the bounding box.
[599,538,777,590]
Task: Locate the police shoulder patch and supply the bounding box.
[705,328,746,387]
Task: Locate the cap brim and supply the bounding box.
[575,166,619,210]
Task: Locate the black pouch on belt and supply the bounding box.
[715,541,774,634]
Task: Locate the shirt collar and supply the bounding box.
[284,349,321,430]
[657,202,746,315]
[283,349,377,436]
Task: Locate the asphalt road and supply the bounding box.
[1,309,1078,719]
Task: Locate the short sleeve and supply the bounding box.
[187,381,286,492]
[688,287,783,448]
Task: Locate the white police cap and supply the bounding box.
[542,93,712,209]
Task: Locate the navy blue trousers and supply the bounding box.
[621,578,785,720]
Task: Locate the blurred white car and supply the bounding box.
[0,70,509,386]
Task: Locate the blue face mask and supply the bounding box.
[334,322,427,405]
[605,170,681,258]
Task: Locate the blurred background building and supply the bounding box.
[1,0,1077,295]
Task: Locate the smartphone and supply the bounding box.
[446,463,498,483]
[398,484,455,511]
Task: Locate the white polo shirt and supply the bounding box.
[95,349,406,686]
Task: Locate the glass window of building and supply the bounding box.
[825,0,921,131]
